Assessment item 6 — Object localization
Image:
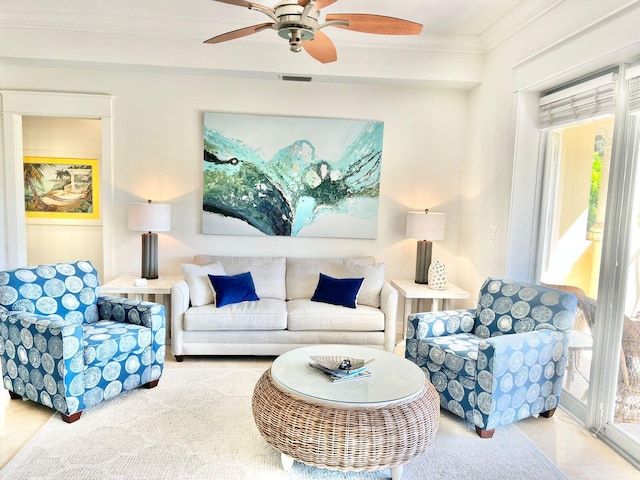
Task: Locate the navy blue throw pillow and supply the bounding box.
[208,272,260,308]
[311,273,364,309]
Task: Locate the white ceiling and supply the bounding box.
[0,0,563,85]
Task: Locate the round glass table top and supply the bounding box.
[270,345,426,407]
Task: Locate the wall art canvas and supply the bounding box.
[202,112,383,238]
[23,156,100,223]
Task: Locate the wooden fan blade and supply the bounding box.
[303,30,337,63]
[299,0,338,8]
[204,22,273,44]
[213,0,274,12]
[325,14,423,35]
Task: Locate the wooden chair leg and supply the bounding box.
[8,391,22,400]
[175,355,184,362]
[475,426,495,438]
[144,379,160,389]
[540,408,556,418]
[61,411,82,423]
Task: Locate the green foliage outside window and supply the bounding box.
[588,150,602,230]
[588,134,606,230]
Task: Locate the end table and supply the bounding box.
[391,279,471,342]
[100,274,182,340]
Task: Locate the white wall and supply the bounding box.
[0,63,468,289]
[457,0,640,299]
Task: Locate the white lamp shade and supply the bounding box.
[128,202,171,232]
[406,211,446,240]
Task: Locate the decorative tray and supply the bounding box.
[309,355,366,372]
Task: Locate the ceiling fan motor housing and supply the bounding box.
[275,0,319,52]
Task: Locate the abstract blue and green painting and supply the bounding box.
[202,112,383,238]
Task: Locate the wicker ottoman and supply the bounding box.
[251,346,440,480]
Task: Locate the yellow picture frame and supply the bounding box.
[23,156,100,223]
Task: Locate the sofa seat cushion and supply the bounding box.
[83,320,151,366]
[184,298,287,331]
[287,298,384,331]
[421,333,481,379]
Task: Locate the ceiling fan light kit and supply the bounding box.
[205,0,423,63]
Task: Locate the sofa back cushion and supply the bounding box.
[286,257,345,300]
[473,277,578,338]
[193,255,286,300]
[285,257,376,301]
[342,260,386,308]
[0,260,100,323]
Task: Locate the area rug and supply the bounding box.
[0,367,567,480]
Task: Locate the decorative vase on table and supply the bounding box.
[428,259,447,290]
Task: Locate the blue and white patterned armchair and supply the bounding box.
[0,261,165,423]
[405,277,577,438]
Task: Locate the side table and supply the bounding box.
[100,274,183,341]
[391,279,471,342]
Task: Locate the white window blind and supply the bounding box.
[538,73,617,129]
[625,64,640,113]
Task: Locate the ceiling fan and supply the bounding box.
[204,0,423,64]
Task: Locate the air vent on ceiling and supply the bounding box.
[280,74,312,82]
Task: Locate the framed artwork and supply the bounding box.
[202,112,384,238]
[23,156,100,224]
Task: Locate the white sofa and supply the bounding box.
[170,255,398,360]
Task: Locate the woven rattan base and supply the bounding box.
[252,369,440,476]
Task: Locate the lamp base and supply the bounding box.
[141,232,158,280]
[415,240,433,284]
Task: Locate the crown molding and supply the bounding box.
[480,0,566,52]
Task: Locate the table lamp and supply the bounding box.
[406,210,446,284]
[128,200,171,280]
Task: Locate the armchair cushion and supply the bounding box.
[421,333,481,375]
[83,320,152,366]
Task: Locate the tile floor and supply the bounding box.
[1,355,640,479]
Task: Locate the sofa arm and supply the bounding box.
[0,308,85,415]
[474,329,569,430]
[381,281,398,352]
[170,279,190,357]
[406,308,476,340]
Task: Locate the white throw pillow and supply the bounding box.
[342,261,386,308]
[182,262,226,306]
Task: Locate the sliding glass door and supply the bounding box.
[538,116,615,405]
[613,88,640,432]
[535,66,640,463]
